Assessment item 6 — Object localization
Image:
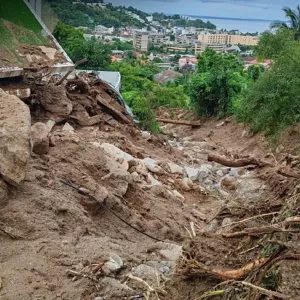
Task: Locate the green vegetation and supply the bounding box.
[189,49,248,118]
[53,22,112,70]
[0,0,43,33]
[47,0,146,28]
[109,61,189,132]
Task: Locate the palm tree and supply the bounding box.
[271,6,300,40]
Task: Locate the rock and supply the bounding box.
[49,135,56,147]
[228,168,239,178]
[180,178,193,191]
[0,179,8,207]
[165,162,184,174]
[94,297,104,300]
[39,85,72,119]
[216,170,223,177]
[241,130,248,138]
[192,209,207,221]
[132,264,157,280]
[99,277,135,299]
[46,120,56,132]
[0,89,31,186]
[31,122,50,155]
[184,166,199,181]
[216,121,225,127]
[141,131,151,139]
[221,176,238,191]
[236,178,266,200]
[143,157,162,174]
[130,172,141,182]
[276,145,285,154]
[172,190,185,201]
[219,218,233,234]
[158,243,182,262]
[102,253,123,274]
[198,165,210,180]
[100,143,134,161]
[204,219,218,233]
[147,174,162,186]
[204,178,213,186]
[62,122,74,132]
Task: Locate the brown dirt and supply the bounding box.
[0,19,67,68]
[0,83,299,300]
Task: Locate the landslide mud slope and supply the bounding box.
[0,77,299,300]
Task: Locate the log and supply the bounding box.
[208,153,270,168]
[156,118,201,127]
[96,95,133,125]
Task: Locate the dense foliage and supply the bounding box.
[53,22,112,70]
[109,61,189,132]
[189,49,248,117]
[234,28,300,138]
[47,0,146,28]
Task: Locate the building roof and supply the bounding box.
[153,69,183,84]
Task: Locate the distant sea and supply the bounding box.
[187,15,276,33]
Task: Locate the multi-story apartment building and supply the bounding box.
[198,33,259,46]
[133,32,171,51]
[133,32,150,52]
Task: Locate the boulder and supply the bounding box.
[46,119,56,132]
[102,253,123,274]
[198,165,210,180]
[180,178,193,191]
[216,170,224,177]
[158,243,182,262]
[31,122,50,155]
[147,174,162,186]
[172,190,185,201]
[184,166,199,181]
[132,264,157,281]
[143,157,162,174]
[100,143,134,161]
[165,162,184,175]
[0,89,31,185]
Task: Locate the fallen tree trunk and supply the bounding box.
[208,153,300,178]
[156,118,201,127]
[208,153,270,168]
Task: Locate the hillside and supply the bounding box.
[46,0,217,30]
[47,0,148,28]
[0,0,70,69]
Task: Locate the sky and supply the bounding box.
[109,0,299,20]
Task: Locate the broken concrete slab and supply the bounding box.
[0,89,31,186]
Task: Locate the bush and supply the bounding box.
[189,49,248,117]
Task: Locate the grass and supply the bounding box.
[0,0,43,33]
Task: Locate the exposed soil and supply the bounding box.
[0,19,67,68]
[0,78,300,300]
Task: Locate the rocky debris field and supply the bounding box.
[0,72,300,300]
